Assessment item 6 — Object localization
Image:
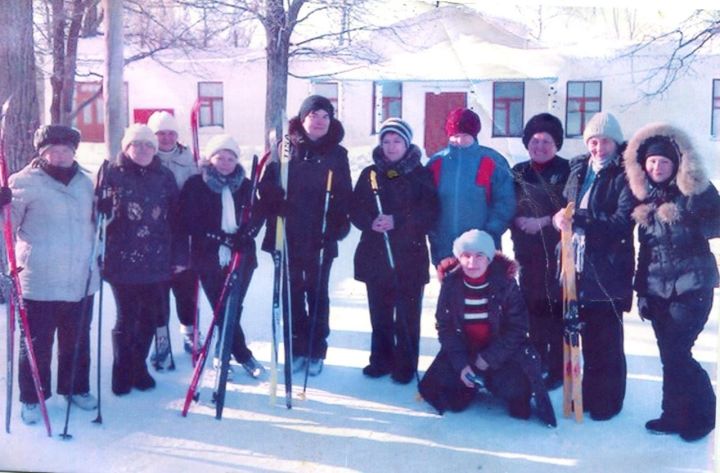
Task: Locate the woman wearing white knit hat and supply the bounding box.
[101,124,186,395]
[551,111,636,421]
[178,133,266,379]
[147,111,200,363]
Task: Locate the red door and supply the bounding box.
[424,92,467,157]
[133,108,174,125]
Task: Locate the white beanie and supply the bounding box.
[452,229,495,262]
[204,133,240,160]
[583,112,623,145]
[122,124,158,151]
[147,111,179,134]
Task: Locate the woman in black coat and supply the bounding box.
[625,123,719,441]
[511,113,569,389]
[260,95,353,376]
[101,124,186,395]
[180,134,265,378]
[552,112,636,421]
[350,118,438,384]
[419,230,550,422]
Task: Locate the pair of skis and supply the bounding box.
[181,153,263,419]
[1,99,52,436]
[560,202,583,423]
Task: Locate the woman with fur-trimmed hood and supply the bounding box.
[625,122,720,442]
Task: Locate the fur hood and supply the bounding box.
[288,116,345,156]
[624,122,709,201]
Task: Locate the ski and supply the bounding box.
[3,271,14,433]
[0,98,52,437]
[299,169,333,400]
[189,99,203,366]
[560,202,583,422]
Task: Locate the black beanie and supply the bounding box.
[641,136,680,167]
[33,125,81,155]
[298,95,335,121]
[522,113,564,150]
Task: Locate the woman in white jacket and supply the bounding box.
[3,125,99,425]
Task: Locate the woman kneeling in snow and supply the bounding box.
[419,229,552,424]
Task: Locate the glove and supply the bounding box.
[97,196,114,218]
[436,256,459,282]
[0,186,11,207]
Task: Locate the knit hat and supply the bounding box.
[34,125,81,155]
[640,135,680,166]
[522,113,564,150]
[204,133,240,160]
[583,112,623,145]
[121,124,158,151]
[444,108,481,139]
[379,118,413,148]
[147,111,179,134]
[298,95,335,121]
[452,229,495,262]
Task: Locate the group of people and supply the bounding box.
[3,93,717,443]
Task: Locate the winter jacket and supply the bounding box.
[351,144,439,287]
[563,152,636,311]
[8,159,99,301]
[101,154,186,285]
[157,144,199,190]
[426,141,515,265]
[510,156,569,304]
[624,123,720,299]
[260,116,352,261]
[436,254,530,373]
[179,164,262,273]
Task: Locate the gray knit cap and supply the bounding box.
[583,112,623,145]
[379,118,413,148]
[452,229,495,262]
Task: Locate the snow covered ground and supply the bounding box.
[0,152,717,472]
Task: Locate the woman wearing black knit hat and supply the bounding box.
[259,95,353,376]
[350,118,438,384]
[625,122,719,441]
[510,113,569,390]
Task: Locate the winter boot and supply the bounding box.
[152,325,174,371]
[181,325,203,355]
[308,358,324,377]
[133,326,156,391]
[21,403,41,425]
[111,330,132,395]
[66,393,98,411]
[241,356,266,379]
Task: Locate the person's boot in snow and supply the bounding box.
[21,403,40,425]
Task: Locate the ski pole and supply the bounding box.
[189,99,203,365]
[369,170,420,385]
[299,170,333,400]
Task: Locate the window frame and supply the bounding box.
[197,81,224,127]
[565,80,602,138]
[712,79,720,137]
[371,81,403,134]
[491,81,525,138]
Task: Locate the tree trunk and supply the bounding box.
[0,0,40,173]
[49,0,67,124]
[264,0,293,151]
[103,0,124,159]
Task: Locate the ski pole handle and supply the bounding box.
[369,170,395,270]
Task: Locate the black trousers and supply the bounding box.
[110,282,166,387]
[526,298,564,383]
[198,262,254,364]
[160,268,199,328]
[365,281,423,378]
[288,252,334,359]
[580,302,627,418]
[418,350,530,415]
[644,289,715,431]
[18,297,94,403]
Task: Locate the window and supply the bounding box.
[566,81,601,137]
[197,81,223,127]
[372,81,402,133]
[312,82,339,114]
[492,82,524,137]
[712,79,720,137]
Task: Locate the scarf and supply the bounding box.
[371,144,422,179]
[203,165,245,267]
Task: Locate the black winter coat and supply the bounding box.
[260,117,352,261]
[563,154,636,311]
[350,145,439,287]
[179,167,262,273]
[101,154,185,285]
[624,123,720,300]
[510,156,569,304]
